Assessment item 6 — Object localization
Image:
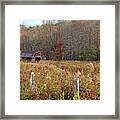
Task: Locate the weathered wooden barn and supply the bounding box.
[20,51,45,62]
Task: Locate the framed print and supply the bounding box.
[0,0,119,119]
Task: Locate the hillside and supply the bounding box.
[20,20,100,61]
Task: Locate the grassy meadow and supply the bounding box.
[20,60,100,100]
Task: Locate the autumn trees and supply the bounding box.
[20,20,100,61]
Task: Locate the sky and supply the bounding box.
[20,20,63,27]
[20,19,43,27]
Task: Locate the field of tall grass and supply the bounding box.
[20,60,100,100]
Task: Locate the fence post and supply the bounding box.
[74,77,80,99]
[30,71,35,95]
[77,78,80,99]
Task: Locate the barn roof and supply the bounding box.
[21,52,33,58]
[21,51,42,58]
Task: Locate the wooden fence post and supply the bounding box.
[30,71,35,95]
[77,78,80,99]
[74,77,80,99]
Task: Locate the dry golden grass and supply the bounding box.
[20,60,100,100]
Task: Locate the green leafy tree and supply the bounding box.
[80,44,98,61]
